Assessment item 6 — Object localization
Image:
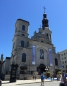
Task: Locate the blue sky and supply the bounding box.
[0,0,67,59]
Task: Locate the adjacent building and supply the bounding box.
[58,49,67,72]
[2,57,11,74]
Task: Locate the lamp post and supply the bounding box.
[10,54,18,82]
[0,54,3,79]
[45,66,49,71]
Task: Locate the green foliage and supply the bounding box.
[57,71,61,74]
[46,71,50,78]
[46,71,50,74]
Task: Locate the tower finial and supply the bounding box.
[43,6,46,13]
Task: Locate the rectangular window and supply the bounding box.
[64,53,65,55]
[64,57,66,59]
[65,61,66,63]
[22,25,25,31]
[62,61,64,64]
[62,58,63,60]
[66,65,67,69]
[22,53,26,62]
[61,54,63,56]
[21,41,24,47]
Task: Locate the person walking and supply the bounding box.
[33,72,36,80]
[41,73,45,86]
[33,72,35,80]
[51,75,52,81]
[34,74,36,80]
[60,73,65,86]
[64,73,67,86]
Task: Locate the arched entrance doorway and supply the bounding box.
[37,64,46,74]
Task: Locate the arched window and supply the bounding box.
[22,34,25,36]
[41,40,43,42]
[22,53,26,62]
[21,41,24,47]
[47,33,48,36]
[40,49,44,59]
[55,58,58,66]
[46,33,49,39]
[22,25,25,31]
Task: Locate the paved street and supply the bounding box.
[16,81,60,86]
[2,79,60,86]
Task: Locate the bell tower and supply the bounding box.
[42,7,49,30]
[41,7,52,43]
[12,19,30,55]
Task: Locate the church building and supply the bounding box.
[10,10,61,76]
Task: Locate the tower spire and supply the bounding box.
[42,7,49,29]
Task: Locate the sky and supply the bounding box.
[0,0,67,59]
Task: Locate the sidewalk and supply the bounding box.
[2,79,51,86]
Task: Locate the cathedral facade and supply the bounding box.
[10,12,61,76]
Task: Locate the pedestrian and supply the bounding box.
[60,73,65,86]
[33,75,34,80]
[0,79,2,86]
[57,74,59,81]
[52,74,54,81]
[41,73,45,86]
[33,72,36,80]
[51,75,52,81]
[64,73,67,86]
[34,73,36,80]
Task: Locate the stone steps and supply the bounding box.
[4,74,40,80]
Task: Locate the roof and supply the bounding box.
[58,49,67,54]
[17,19,30,24]
[6,57,11,59]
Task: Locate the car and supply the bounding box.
[0,79,2,86]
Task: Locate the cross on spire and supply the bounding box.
[43,6,46,13]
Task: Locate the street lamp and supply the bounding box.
[45,66,49,71]
[10,54,18,82]
[0,54,3,79]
